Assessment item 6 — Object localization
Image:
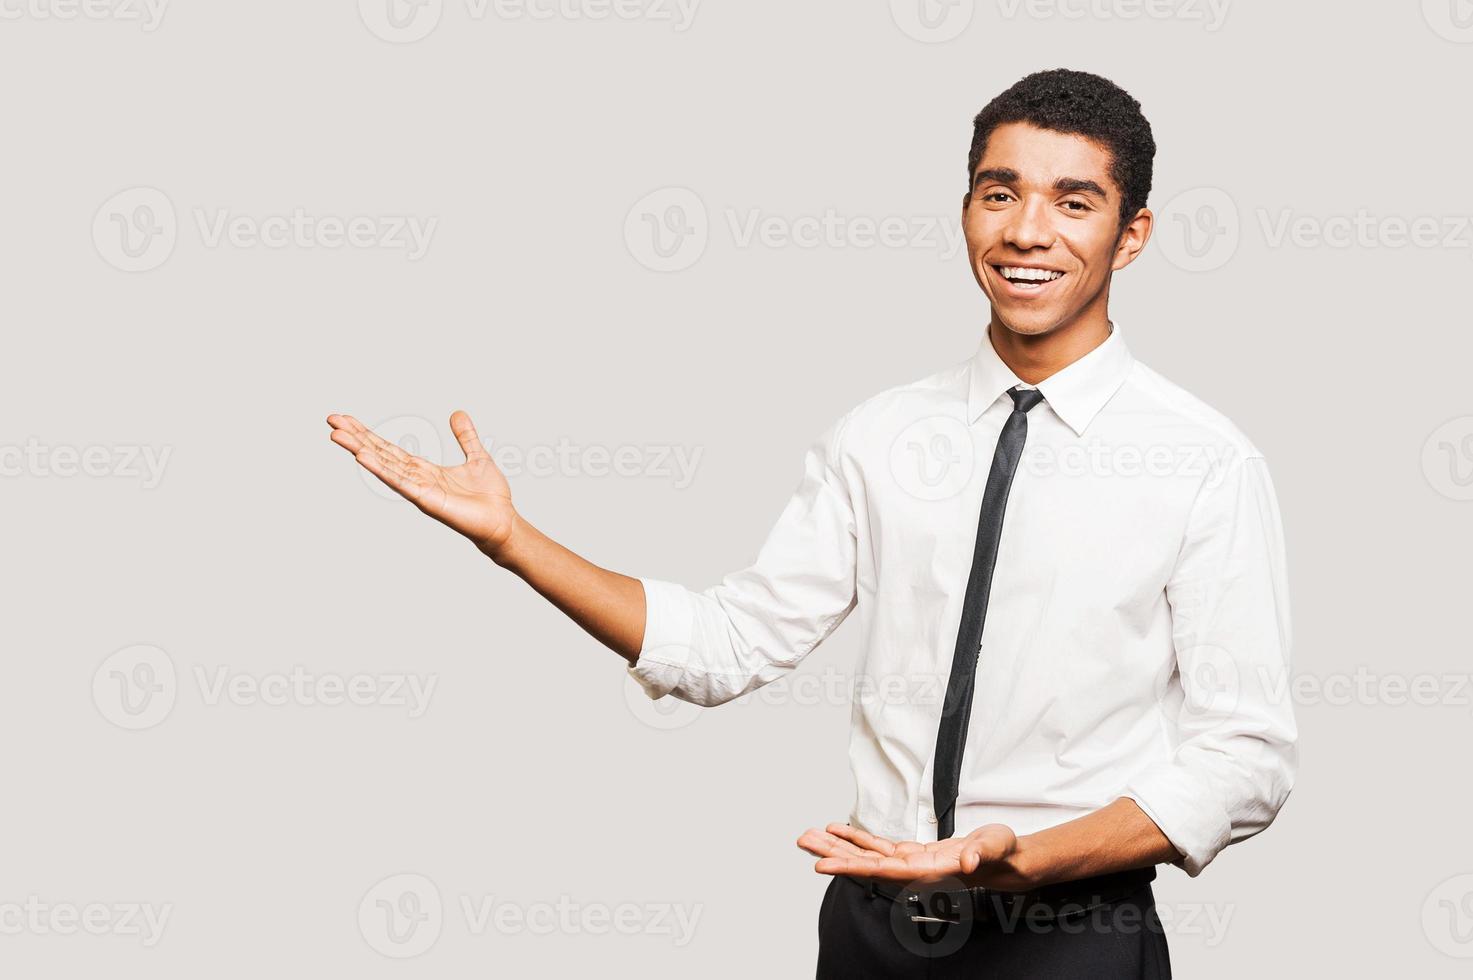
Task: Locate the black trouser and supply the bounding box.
[815,873,1172,978]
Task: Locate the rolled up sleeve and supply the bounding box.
[627,410,860,707]
[1120,452,1298,876]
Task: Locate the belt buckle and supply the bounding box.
[905,888,964,925]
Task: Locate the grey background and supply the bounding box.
[3,0,1471,975]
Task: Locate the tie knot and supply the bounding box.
[1008,386,1045,414]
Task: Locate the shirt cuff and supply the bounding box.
[1118,766,1233,878]
[626,577,696,701]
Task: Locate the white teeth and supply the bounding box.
[998,266,1064,282]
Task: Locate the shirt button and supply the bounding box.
[926,813,938,824]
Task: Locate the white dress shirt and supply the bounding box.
[629,322,1296,877]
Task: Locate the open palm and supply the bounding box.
[327,410,516,555]
[797,822,1020,887]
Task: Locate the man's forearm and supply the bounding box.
[488,512,647,665]
[973,798,1183,890]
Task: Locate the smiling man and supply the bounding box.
[327,69,1296,978]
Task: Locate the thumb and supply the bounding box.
[449,409,490,462]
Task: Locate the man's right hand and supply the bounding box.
[327,410,518,561]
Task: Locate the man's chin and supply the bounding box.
[988,307,1065,338]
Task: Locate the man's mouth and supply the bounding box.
[991,264,1067,294]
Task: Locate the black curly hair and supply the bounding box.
[967,69,1156,233]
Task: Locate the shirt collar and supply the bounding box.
[966,321,1135,437]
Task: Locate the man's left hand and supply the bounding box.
[796,822,1030,889]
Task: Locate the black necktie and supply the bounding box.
[932,384,1046,841]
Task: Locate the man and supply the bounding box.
[327,69,1296,978]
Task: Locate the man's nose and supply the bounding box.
[1003,197,1054,251]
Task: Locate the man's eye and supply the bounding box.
[982,192,1012,203]
[1062,200,1090,212]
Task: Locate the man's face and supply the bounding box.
[962,121,1148,337]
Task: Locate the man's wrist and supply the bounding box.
[479,511,529,568]
[1003,833,1049,889]
[959,835,1047,891]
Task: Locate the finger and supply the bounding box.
[959,825,1015,873]
[796,829,876,860]
[450,409,489,462]
[353,447,426,503]
[364,429,416,467]
[813,853,913,880]
[332,415,415,466]
[330,428,366,454]
[327,413,372,437]
[826,823,897,856]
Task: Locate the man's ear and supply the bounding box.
[1111,208,1154,271]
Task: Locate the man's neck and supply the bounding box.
[987,314,1113,386]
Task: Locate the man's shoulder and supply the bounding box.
[1119,358,1266,463]
[830,358,971,444]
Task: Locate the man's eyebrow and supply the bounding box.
[1053,176,1109,198]
[971,169,1110,200]
[973,167,1019,187]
